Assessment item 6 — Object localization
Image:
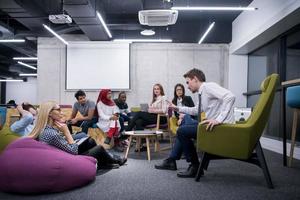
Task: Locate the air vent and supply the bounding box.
[138,10,178,26]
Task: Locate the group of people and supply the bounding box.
[7,68,236,178]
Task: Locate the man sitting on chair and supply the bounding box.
[155,68,235,178]
[67,90,97,134]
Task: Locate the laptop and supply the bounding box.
[140,103,149,112]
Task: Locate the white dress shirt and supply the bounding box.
[178,82,235,124]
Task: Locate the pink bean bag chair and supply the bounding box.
[0,138,97,194]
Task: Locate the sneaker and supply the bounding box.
[104,137,111,145]
[154,158,177,170]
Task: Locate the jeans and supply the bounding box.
[67,117,98,134]
[169,115,199,165]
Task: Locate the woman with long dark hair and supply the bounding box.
[172,83,195,121]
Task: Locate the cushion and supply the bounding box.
[0,138,97,194]
[286,85,300,108]
[0,127,20,154]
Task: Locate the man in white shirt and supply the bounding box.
[155,68,235,178]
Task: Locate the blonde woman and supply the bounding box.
[28,101,127,168]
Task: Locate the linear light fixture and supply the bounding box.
[43,24,69,45]
[198,22,215,44]
[96,11,112,38]
[19,73,37,77]
[113,39,172,43]
[13,57,38,61]
[172,6,257,11]
[0,39,25,43]
[0,79,23,82]
[17,61,37,70]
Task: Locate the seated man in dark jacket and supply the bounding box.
[114,91,131,133]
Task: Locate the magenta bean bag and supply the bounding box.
[0,138,97,194]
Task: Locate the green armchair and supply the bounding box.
[196,74,279,188]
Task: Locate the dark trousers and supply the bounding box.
[78,137,117,166]
[119,113,132,132]
[126,111,167,131]
[67,117,98,134]
[169,115,199,165]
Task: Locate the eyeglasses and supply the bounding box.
[51,107,61,112]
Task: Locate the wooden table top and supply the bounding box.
[282,78,300,86]
[125,130,163,136]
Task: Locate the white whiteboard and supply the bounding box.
[66,42,130,90]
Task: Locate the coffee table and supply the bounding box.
[124,130,163,161]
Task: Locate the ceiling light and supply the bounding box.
[19,73,37,77]
[13,57,38,61]
[141,29,155,36]
[0,79,23,82]
[96,11,112,38]
[43,24,69,45]
[17,61,37,70]
[198,22,215,44]
[172,6,257,11]
[0,39,25,43]
[113,39,172,43]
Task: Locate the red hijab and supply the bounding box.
[97,89,115,106]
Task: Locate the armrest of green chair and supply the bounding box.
[130,107,141,113]
[169,116,178,135]
[197,123,254,160]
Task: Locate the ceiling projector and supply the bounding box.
[49,14,72,24]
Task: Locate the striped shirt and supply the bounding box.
[39,125,78,155]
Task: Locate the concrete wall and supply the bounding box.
[37,36,230,107]
[6,77,37,104]
[231,0,300,54]
[228,54,248,107]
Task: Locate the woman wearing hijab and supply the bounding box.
[96,89,121,146]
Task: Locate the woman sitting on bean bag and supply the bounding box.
[28,101,127,168]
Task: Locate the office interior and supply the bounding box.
[0,0,300,199]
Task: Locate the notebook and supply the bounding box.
[75,137,89,145]
[140,103,149,112]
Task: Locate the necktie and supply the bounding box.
[198,93,202,122]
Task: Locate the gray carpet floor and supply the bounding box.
[0,145,300,200]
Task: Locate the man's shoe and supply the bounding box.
[177,164,199,178]
[155,158,177,170]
